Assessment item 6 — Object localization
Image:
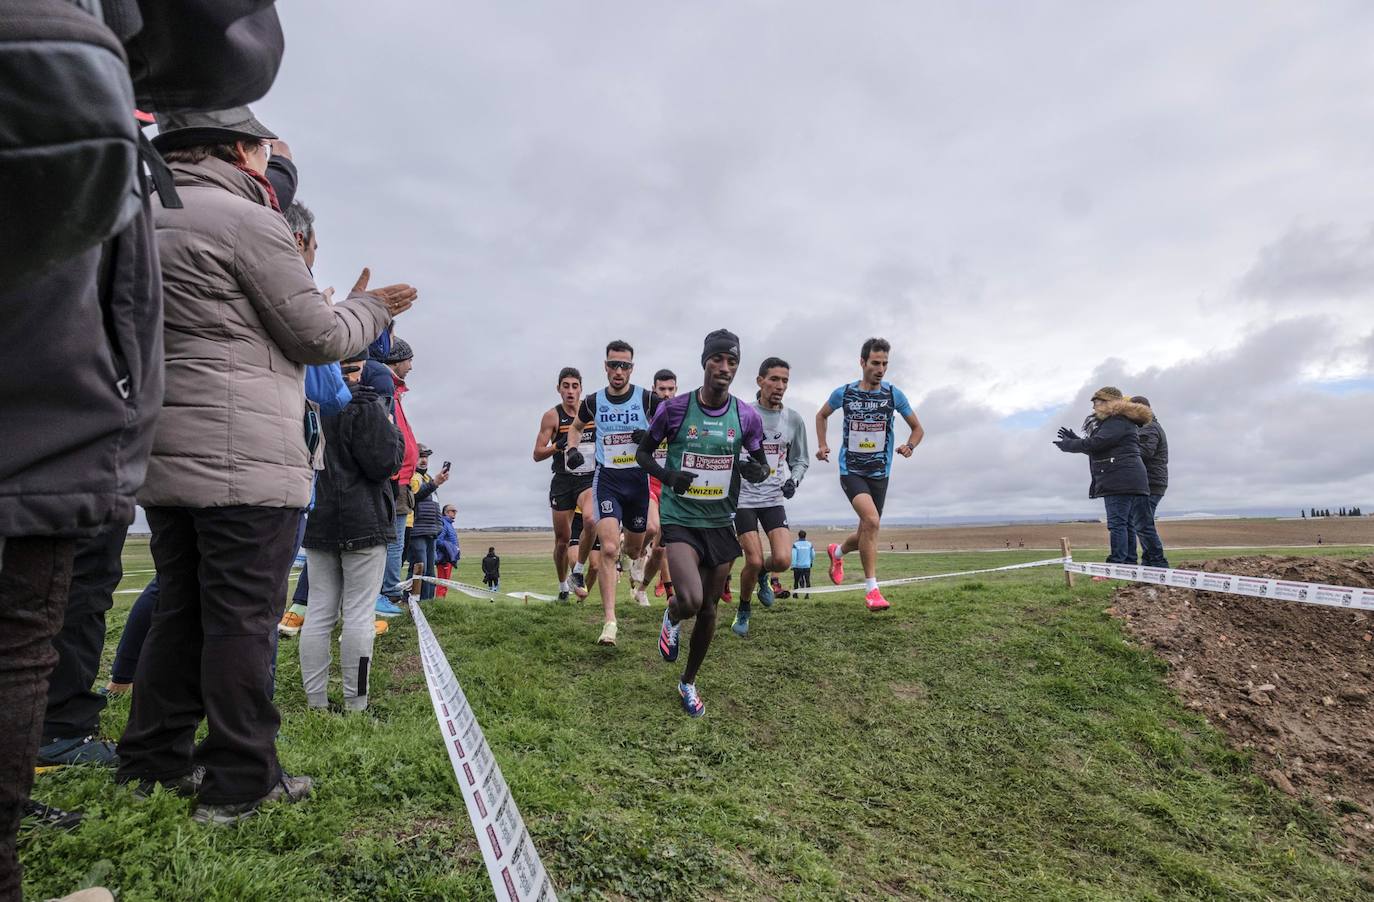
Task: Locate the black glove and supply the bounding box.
[1056,427,1078,441]
[739,457,770,484]
[630,428,647,445]
[781,478,797,499]
[665,470,697,495]
[565,447,585,471]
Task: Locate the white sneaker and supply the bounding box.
[630,555,646,586]
[634,588,650,606]
[597,621,618,646]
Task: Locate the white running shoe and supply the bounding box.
[597,621,618,646]
[634,587,650,606]
[630,555,646,587]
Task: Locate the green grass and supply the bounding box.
[22,539,1374,900]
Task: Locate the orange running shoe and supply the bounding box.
[827,543,844,584]
[864,588,890,611]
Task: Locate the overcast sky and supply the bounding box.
[243,1,1372,527]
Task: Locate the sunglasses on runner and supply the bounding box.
[605,360,633,370]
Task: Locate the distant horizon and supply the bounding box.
[124,505,1370,536]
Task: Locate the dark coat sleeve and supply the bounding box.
[346,393,405,482]
[1057,417,1130,454]
[415,480,439,503]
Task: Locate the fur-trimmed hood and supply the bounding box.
[1097,398,1152,426]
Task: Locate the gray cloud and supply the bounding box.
[229,2,1374,528]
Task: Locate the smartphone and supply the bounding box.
[442,460,452,473]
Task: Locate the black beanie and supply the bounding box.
[701,328,740,366]
[383,337,414,364]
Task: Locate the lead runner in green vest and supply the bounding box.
[636,329,771,717]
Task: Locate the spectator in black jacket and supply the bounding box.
[407,451,449,601]
[298,352,404,712]
[482,548,501,592]
[0,3,284,893]
[1054,387,1168,568]
[1125,395,1168,562]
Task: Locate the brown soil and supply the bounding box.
[459,516,1374,555]
[1109,555,1374,860]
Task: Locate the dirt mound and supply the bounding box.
[1109,555,1374,860]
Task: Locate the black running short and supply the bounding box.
[660,523,741,569]
[550,473,594,512]
[734,505,788,535]
[840,474,889,516]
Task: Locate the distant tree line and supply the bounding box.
[1301,507,1364,518]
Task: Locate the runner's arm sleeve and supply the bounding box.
[892,386,914,417]
[786,409,810,485]
[636,399,680,481]
[577,394,595,424]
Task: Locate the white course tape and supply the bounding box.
[418,576,557,603]
[1065,561,1374,611]
[410,599,559,901]
[802,556,1069,595]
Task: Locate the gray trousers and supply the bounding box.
[300,545,387,711]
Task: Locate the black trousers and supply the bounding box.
[117,505,300,805]
[43,526,127,741]
[792,567,811,590]
[0,537,74,902]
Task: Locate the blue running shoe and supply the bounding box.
[731,609,750,637]
[375,598,403,618]
[658,609,681,662]
[757,571,775,608]
[678,681,705,717]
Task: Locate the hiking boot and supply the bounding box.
[278,611,304,636]
[21,798,83,830]
[37,735,118,768]
[129,766,205,800]
[191,773,313,826]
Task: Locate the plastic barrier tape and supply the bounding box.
[417,576,557,603]
[802,556,1070,595]
[410,600,559,901]
[1064,561,1374,611]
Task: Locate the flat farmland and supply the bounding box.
[458,516,1374,557]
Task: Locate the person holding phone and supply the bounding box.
[406,448,449,602]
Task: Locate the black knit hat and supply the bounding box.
[701,328,740,366]
[383,337,414,364]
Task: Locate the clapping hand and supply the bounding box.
[353,267,418,317]
[1056,427,1078,441]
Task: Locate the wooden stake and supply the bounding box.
[1061,537,1074,587]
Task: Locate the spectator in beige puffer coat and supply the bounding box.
[116,106,419,825]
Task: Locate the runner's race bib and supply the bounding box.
[847,419,886,454]
[761,440,785,477]
[603,431,638,468]
[653,440,668,466]
[681,452,733,499]
[571,439,596,475]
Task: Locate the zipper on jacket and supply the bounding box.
[96,240,133,400]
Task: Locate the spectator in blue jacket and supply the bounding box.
[435,505,460,597]
[791,530,815,598]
